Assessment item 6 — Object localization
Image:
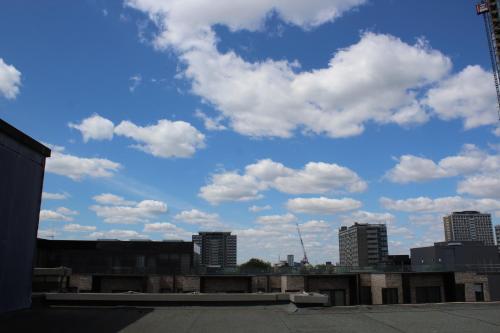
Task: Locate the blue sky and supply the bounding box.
[1,0,499,264]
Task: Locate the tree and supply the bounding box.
[239,258,272,273]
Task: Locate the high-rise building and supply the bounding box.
[495,225,500,245]
[443,211,494,246]
[287,254,294,267]
[338,223,388,267]
[192,232,237,268]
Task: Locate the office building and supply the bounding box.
[192,232,237,268]
[339,223,388,267]
[496,225,500,246]
[443,211,494,246]
[287,255,294,267]
[0,120,51,313]
[411,241,500,271]
[36,238,200,275]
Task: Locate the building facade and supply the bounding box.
[339,223,388,267]
[443,211,494,246]
[495,225,500,246]
[0,120,51,313]
[192,232,237,268]
[36,239,200,275]
[411,241,500,271]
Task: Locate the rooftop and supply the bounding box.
[2,302,500,332]
[0,119,51,157]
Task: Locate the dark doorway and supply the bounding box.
[455,284,465,302]
[416,286,442,303]
[360,286,372,305]
[475,283,484,302]
[382,288,399,304]
[332,289,346,306]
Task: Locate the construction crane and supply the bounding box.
[477,1,500,120]
[295,222,309,265]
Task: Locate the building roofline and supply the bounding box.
[0,118,51,157]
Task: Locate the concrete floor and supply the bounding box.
[2,303,500,332]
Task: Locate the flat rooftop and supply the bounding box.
[2,302,500,332]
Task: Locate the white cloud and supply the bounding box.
[39,207,78,222]
[0,58,21,99]
[45,146,121,181]
[93,193,137,206]
[174,209,223,228]
[300,220,332,233]
[129,74,142,92]
[64,224,97,232]
[42,192,69,200]
[256,213,297,225]
[128,0,498,139]
[457,174,500,198]
[90,197,167,224]
[494,127,500,137]
[68,114,115,142]
[286,197,362,215]
[341,210,395,225]
[114,119,206,158]
[194,109,226,131]
[424,65,498,129]
[199,171,264,204]
[386,144,499,183]
[385,144,500,198]
[37,229,58,239]
[90,229,147,239]
[143,222,192,239]
[408,214,441,226]
[199,159,365,204]
[249,204,272,213]
[380,196,500,213]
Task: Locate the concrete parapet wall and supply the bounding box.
[69,274,92,292]
[455,272,490,302]
[281,275,305,292]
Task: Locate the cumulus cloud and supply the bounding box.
[341,210,395,225]
[143,222,192,239]
[90,195,167,224]
[93,193,137,206]
[249,205,272,213]
[174,209,223,228]
[68,114,115,142]
[194,109,226,131]
[386,144,500,198]
[42,192,69,200]
[256,213,297,225]
[199,159,365,204]
[0,58,21,99]
[39,207,78,222]
[424,65,498,129]
[127,0,497,139]
[386,144,499,184]
[286,197,362,215]
[64,224,97,232]
[45,146,121,181]
[90,229,147,239]
[38,229,58,239]
[114,119,206,158]
[380,196,500,213]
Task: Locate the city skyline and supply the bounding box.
[1,1,500,264]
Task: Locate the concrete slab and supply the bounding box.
[2,302,500,332]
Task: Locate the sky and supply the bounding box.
[1,0,500,264]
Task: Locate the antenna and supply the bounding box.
[296,222,309,265]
